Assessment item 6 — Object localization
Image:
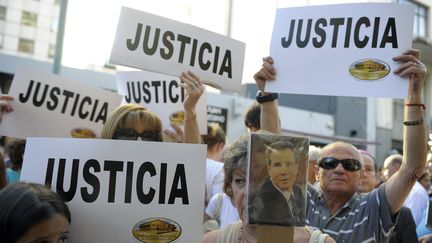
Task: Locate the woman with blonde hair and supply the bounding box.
[100,104,163,141]
[100,71,204,144]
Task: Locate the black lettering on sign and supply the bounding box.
[296,19,312,48]
[280,17,398,49]
[18,80,109,124]
[137,161,156,204]
[81,159,101,203]
[125,24,233,79]
[45,158,190,205]
[56,158,80,202]
[124,80,185,104]
[168,164,189,204]
[104,160,124,203]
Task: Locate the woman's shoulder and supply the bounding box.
[203,229,220,243]
[204,221,242,243]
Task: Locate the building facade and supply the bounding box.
[0,0,59,61]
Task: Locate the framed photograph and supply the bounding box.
[246,133,309,226]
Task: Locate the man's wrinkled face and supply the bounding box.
[267,148,298,192]
[382,162,399,181]
[318,145,361,197]
[358,154,376,193]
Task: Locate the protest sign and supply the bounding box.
[21,137,207,243]
[116,70,207,134]
[207,105,228,133]
[246,133,309,227]
[0,67,122,139]
[110,7,245,92]
[266,3,414,98]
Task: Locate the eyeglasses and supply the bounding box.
[318,157,361,172]
[113,128,162,142]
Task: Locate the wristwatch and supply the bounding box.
[256,91,279,103]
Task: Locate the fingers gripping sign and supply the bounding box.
[393,49,427,96]
[0,95,14,123]
[179,70,205,113]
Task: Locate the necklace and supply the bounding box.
[237,224,257,243]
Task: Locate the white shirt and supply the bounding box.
[271,177,292,201]
[205,193,240,228]
[404,181,429,226]
[205,158,224,203]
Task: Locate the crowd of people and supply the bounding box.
[0,48,429,243]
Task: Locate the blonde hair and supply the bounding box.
[201,123,226,149]
[100,104,162,139]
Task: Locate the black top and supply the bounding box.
[249,178,305,226]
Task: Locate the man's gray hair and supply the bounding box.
[309,145,321,162]
[384,154,403,168]
[320,141,363,167]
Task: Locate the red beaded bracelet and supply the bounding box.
[405,103,426,110]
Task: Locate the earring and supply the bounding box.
[227,185,233,195]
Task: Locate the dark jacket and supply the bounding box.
[249,178,305,226]
[389,207,418,243]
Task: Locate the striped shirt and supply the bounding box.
[306,184,396,243]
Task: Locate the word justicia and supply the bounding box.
[280,17,398,48]
[19,80,108,124]
[124,80,185,104]
[126,23,233,78]
[44,158,189,205]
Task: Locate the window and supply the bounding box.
[399,0,429,37]
[0,6,6,20]
[51,18,58,32]
[393,99,404,122]
[18,38,34,54]
[21,11,37,27]
[48,44,56,58]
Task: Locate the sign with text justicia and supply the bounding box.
[21,138,207,243]
[0,67,122,139]
[110,7,246,93]
[265,3,414,98]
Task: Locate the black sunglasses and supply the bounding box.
[113,128,162,142]
[318,157,362,172]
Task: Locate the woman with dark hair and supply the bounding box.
[244,102,261,132]
[202,123,227,204]
[5,138,26,184]
[0,151,7,189]
[0,182,71,243]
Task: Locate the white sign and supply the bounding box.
[110,7,246,92]
[20,138,207,243]
[0,67,122,139]
[266,3,414,98]
[116,71,207,134]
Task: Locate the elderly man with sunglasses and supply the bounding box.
[253,49,427,243]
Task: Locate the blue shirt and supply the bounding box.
[306,184,396,243]
[6,168,20,184]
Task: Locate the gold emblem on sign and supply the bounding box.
[349,59,390,80]
[70,127,97,138]
[132,218,182,243]
[169,111,185,126]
